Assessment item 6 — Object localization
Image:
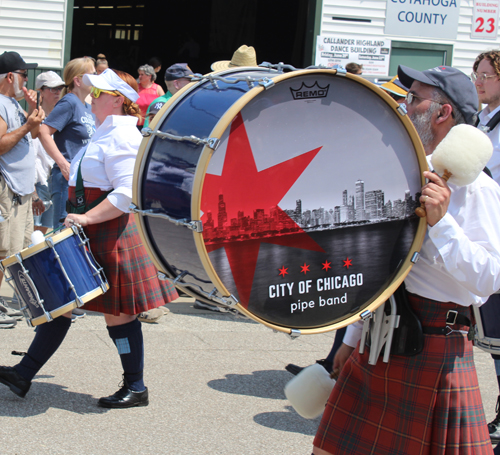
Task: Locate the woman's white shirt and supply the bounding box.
[68,115,141,213]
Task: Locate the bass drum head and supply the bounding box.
[192,70,427,333]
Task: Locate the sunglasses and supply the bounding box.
[43,86,64,94]
[90,86,121,98]
[12,71,28,79]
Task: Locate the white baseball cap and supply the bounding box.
[83,68,139,103]
[35,71,65,90]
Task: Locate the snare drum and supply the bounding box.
[473,293,500,354]
[0,226,109,326]
[132,67,427,334]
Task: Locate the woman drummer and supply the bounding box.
[0,68,178,408]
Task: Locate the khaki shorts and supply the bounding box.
[0,176,33,258]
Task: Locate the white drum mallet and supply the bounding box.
[415,124,493,217]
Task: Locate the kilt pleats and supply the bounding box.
[314,294,492,455]
[69,187,178,316]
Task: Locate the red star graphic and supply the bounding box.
[278,266,288,277]
[322,261,332,271]
[343,257,353,269]
[300,263,310,274]
[201,113,324,306]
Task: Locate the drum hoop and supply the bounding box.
[190,69,428,334]
[471,304,500,354]
[1,228,76,267]
[132,67,284,280]
[29,285,108,326]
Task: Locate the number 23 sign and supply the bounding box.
[472,0,499,39]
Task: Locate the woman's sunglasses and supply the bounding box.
[90,86,121,98]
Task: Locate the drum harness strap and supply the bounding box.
[66,151,111,215]
[476,108,500,134]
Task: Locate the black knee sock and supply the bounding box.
[106,318,145,392]
[15,316,72,381]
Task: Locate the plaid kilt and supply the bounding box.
[69,187,178,316]
[314,293,492,455]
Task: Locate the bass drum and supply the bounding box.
[133,66,427,334]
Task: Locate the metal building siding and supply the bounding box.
[319,0,500,74]
[0,0,67,69]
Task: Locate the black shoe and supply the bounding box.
[489,396,500,443]
[98,383,149,409]
[0,366,31,398]
[285,363,304,375]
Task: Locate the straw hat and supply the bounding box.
[211,45,257,71]
[380,76,408,97]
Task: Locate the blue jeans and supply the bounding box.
[33,182,54,228]
[49,165,68,228]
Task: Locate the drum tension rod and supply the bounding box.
[141,128,220,151]
[397,104,408,116]
[411,252,420,264]
[129,204,203,233]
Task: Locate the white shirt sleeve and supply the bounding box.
[428,183,500,297]
[104,139,136,213]
[343,321,363,348]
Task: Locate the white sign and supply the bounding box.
[315,35,392,76]
[472,0,499,39]
[385,0,461,40]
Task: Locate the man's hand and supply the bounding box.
[420,170,451,227]
[32,197,45,216]
[26,107,45,131]
[333,343,355,372]
[23,87,38,112]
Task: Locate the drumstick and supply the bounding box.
[415,124,493,218]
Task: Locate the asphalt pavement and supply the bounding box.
[0,279,498,455]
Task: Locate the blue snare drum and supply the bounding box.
[0,226,109,326]
[473,293,500,354]
[132,66,427,335]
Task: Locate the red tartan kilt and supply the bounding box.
[314,294,492,455]
[68,187,178,315]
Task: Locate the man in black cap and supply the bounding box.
[143,63,194,129]
[313,65,500,454]
[0,51,44,294]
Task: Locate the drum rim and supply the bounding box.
[28,285,109,326]
[191,69,428,334]
[0,227,76,267]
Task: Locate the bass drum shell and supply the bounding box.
[473,293,500,354]
[133,67,427,334]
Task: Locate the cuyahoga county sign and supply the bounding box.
[385,0,462,40]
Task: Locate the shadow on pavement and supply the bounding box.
[207,369,289,399]
[0,378,109,417]
[253,405,321,436]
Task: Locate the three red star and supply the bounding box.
[201,113,324,306]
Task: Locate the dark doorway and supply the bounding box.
[71,0,316,78]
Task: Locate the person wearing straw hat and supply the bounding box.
[0,68,178,408]
[210,45,258,71]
